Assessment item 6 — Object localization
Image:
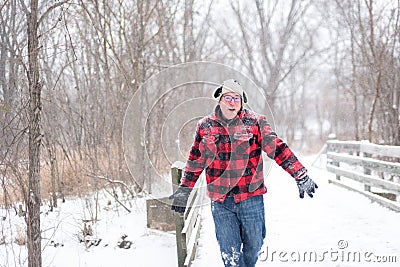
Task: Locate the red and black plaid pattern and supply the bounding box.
[181,106,307,203]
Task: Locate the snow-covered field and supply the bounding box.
[1,155,400,267]
[0,194,177,267]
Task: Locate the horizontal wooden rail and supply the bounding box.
[328,178,400,212]
[326,140,400,212]
[327,140,400,158]
[327,152,400,176]
[182,187,202,267]
[326,164,400,193]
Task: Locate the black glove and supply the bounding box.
[296,175,318,198]
[169,186,192,214]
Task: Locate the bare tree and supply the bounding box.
[331,0,400,144]
[14,1,69,266]
[209,0,326,148]
[19,0,43,265]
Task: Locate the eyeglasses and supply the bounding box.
[222,95,241,102]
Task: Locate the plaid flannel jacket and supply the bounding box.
[180,106,307,203]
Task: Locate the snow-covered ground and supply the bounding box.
[1,155,400,267]
[1,194,177,267]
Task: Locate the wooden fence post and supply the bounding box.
[171,163,186,267]
[362,151,372,192]
[327,137,340,180]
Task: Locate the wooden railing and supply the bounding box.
[326,140,400,212]
[171,161,205,267]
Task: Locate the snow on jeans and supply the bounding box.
[211,195,266,267]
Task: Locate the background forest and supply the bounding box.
[0,1,399,266]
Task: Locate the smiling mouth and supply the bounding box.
[228,108,236,111]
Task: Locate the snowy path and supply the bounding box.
[192,157,400,267]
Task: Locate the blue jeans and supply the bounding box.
[211,195,266,267]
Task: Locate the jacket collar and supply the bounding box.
[212,105,244,124]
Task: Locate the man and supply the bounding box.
[170,79,318,267]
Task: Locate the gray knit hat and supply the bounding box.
[213,79,248,103]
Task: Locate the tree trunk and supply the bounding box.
[367,71,381,142]
[50,145,57,209]
[27,0,42,266]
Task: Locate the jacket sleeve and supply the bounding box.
[258,115,307,179]
[180,121,207,188]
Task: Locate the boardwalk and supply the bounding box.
[192,157,400,267]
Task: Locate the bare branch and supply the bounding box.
[38,0,69,26]
[18,0,29,15]
[103,188,131,213]
[0,0,10,13]
[86,173,136,199]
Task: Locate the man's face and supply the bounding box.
[219,92,242,120]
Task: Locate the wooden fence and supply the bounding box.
[326,140,400,212]
[171,161,205,267]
